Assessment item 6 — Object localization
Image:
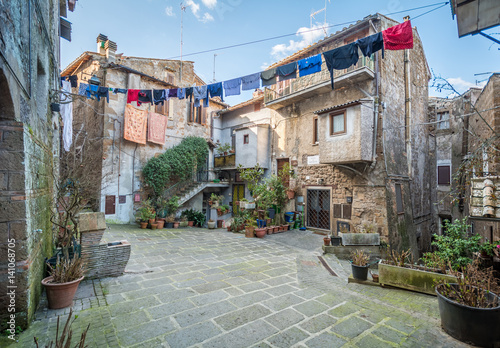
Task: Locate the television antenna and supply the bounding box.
[310,0,330,36]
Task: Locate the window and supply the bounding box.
[188,101,207,125]
[333,203,351,219]
[243,134,249,144]
[166,72,175,85]
[330,110,346,135]
[395,183,404,214]
[155,99,169,117]
[313,117,318,144]
[437,111,450,130]
[437,165,451,185]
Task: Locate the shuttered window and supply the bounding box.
[438,165,451,185]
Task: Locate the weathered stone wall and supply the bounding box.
[0,0,60,330]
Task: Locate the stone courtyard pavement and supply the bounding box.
[4,225,469,347]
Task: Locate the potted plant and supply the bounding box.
[435,260,500,347]
[151,222,158,230]
[165,215,175,228]
[180,216,188,227]
[209,193,223,207]
[42,256,85,309]
[192,211,206,227]
[166,196,180,219]
[135,199,155,229]
[350,249,370,281]
[323,235,331,246]
[173,220,180,228]
[207,219,216,229]
[181,209,195,226]
[245,220,256,238]
[216,142,231,156]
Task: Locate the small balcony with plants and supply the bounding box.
[214,142,236,169]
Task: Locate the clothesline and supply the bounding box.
[62,21,413,108]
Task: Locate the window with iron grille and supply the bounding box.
[307,189,331,230]
[438,165,451,185]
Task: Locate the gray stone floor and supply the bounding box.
[3,225,469,347]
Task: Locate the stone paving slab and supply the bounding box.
[3,225,472,348]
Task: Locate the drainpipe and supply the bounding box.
[369,19,380,165]
[403,16,412,176]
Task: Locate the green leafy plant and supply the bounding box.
[192,211,206,226]
[216,142,232,155]
[388,249,412,268]
[351,249,370,266]
[422,218,481,271]
[165,196,180,217]
[135,199,156,222]
[142,136,209,196]
[210,193,224,205]
[218,204,230,214]
[479,241,496,257]
[237,164,264,196]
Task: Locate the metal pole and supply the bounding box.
[213,53,217,82]
[180,3,186,86]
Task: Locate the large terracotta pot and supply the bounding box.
[245,226,255,238]
[255,228,266,238]
[173,222,180,228]
[140,222,148,229]
[188,221,194,227]
[42,276,84,309]
[156,220,164,229]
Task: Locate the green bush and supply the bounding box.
[143,137,209,196]
[422,218,481,271]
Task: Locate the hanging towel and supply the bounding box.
[177,88,186,100]
[356,32,384,58]
[96,86,109,103]
[323,42,359,89]
[85,84,99,99]
[78,82,89,96]
[147,111,167,145]
[61,80,73,152]
[276,62,297,81]
[68,75,78,88]
[168,88,178,98]
[153,89,166,105]
[297,54,322,77]
[208,82,224,102]
[113,88,127,94]
[223,77,241,97]
[382,20,413,50]
[241,73,261,90]
[193,85,208,108]
[123,104,148,145]
[127,89,140,104]
[138,90,152,105]
[261,68,277,86]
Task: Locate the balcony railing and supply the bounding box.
[264,55,374,104]
[214,153,236,168]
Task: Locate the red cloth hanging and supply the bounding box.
[382,20,413,50]
[127,89,140,105]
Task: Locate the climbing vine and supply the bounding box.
[142,136,209,196]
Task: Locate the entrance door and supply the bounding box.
[277,158,289,187]
[306,189,330,230]
[232,184,245,214]
[105,195,116,215]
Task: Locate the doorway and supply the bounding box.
[232,184,245,214]
[306,188,331,230]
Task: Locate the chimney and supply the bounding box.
[96,34,108,55]
[105,40,117,63]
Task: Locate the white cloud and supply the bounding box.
[186,0,200,16]
[270,23,329,60]
[201,0,217,9]
[447,77,485,93]
[201,12,214,23]
[165,6,175,17]
[260,62,269,70]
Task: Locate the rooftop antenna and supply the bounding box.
[310,0,329,36]
[180,2,187,86]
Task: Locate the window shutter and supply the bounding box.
[342,204,352,220]
[438,166,451,185]
[187,101,193,123]
[395,184,404,213]
[201,107,207,125]
[333,204,342,218]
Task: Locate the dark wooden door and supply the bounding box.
[105,195,116,215]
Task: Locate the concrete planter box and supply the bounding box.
[341,233,380,246]
[378,262,457,296]
[77,212,106,247]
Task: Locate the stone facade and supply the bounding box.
[61,36,226,223]
[0,0,62,330]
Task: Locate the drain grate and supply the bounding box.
[317,256,338,277]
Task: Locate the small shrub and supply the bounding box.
[351,249,369,266]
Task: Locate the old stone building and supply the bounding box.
[0,0,66,330]
[217,14,434,257]
[61,35,227,223]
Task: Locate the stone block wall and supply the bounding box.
[81,241,131,279]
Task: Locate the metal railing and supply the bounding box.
[264,55,374,104]
[163,166,211,200]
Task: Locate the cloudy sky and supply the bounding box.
[61,0,499,105]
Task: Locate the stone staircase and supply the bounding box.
[176,181,209,205]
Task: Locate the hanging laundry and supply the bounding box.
[193,85,208,108]
[138,90,152,105]
[68,75,78,88]
[168,88,178,98]
[61,80,73,152]
[153,89,167,105]
[297,54,322,77]
[185,87,193,100]
[123,104,148,145]
[241,73,261,90]
[323,42,359,89]
[382,20,413,50]
[147,111,167,145]
[96,86,109,103]
[85,84,99,99]
[177,88,186,100]
[208,82,224,102]
[127,89,140,105]
[276,62,297,81]
[356,32,384,58]
[261,68,277,86]
[113,88,127,94]
[78,82,89,96]
[223,77,241,97]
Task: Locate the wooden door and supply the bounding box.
[232,185,245,214]
[105,195,116,215]
[277,158,289,187]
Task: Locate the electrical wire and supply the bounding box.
[167,2,449,60]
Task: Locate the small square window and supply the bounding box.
[330,111,346,135]
[243,134,249,144]
[438,165,451,185]
[437,111,450,130]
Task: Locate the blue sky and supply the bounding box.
[61,0,499,105]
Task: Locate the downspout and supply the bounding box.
[404,16,412,176]
[369,19,379,164]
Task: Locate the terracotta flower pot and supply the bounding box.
[286,190,295,199]
[173,222,180,228]
[245,226,255,238]
[156,220,164,229]
[140,222,148,229]
[188,221,194,227]
[323,237,331,246]
[267,227,273,235]
[151,223,158,230]
[42,276,84,309]
[255,228,266,238]
[273,226,279,233]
